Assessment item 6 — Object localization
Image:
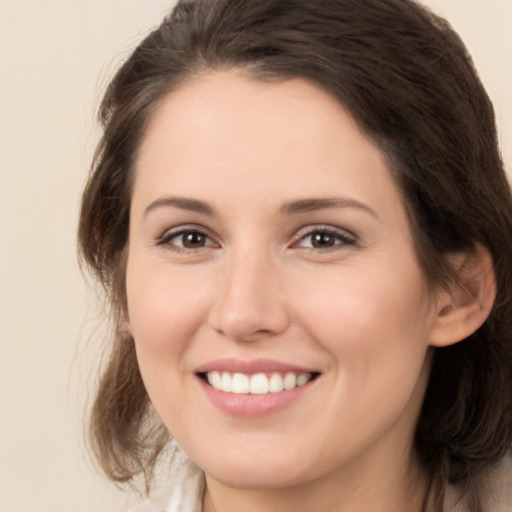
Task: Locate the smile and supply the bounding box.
[196,360,320,416]
[204,371,315,394]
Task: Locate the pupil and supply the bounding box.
[312,232,334,248]
[183,232,205,247]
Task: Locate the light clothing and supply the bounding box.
[444,453,512,512]
[126,446,204,512]
[127,446,512,512]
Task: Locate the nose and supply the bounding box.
[208,249,290,342]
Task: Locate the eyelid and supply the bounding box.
[153,223,356,253]
[290,224,357,249]
[155,224,220,250]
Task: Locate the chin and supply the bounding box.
[197,447,318,490]
[207,464,307,490]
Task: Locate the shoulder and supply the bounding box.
[445,453,512,512]
[125,446,205,512]
[480,452,512,512]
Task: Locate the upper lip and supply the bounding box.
[196,358,318,375]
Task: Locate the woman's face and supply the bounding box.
[126,71,441,491]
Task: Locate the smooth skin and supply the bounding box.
[126,71,495,512]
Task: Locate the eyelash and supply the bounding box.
[155,225,357,253]
[155,225,216,253]
[292,226,356,252]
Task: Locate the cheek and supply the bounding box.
[125,260,211,357]
[301,261,428,332]
[125,260,214,423]
[295,263,432,386]
[295,265,433,448]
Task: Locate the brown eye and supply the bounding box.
[157,227,218,251]
[182,231,207,248]
[294,227,356,251]
[311,232,336,248]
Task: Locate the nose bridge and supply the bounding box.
[209,243,288,341]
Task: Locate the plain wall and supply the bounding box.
[0,1,510,511]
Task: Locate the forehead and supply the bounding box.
[134,70,405,220]
[139,71,373,164]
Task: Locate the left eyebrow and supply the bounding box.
[280,197,378,218]
[143,196,216,217]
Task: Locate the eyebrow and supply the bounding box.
[144,196,216,217]
[280,197,378,217]
[143,195,378,218]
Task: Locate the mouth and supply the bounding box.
[196,359,321,416]
[198,371,320,395]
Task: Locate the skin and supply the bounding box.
[126,71,492,512]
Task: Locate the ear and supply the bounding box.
[122,316,133,337]
[428,244,496,348]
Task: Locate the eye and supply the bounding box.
[156,226,219,251]
[292,226,356,251]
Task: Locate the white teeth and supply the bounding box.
[221,372,232,392]
[269,372,284,393]
[283,372,297,390]
[250,373,269,394]
[297,373,311,386]
[207,371,221,389]
[232,373,249,394]
[205,371,313,394]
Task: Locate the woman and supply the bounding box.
[78,0,512,510]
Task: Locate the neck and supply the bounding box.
[202,453,429,512]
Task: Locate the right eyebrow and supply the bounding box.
[143,196,216,217]
[280,197,378,218]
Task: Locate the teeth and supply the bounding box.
[269,373,284,392]
[296,373,310,386]
[283,372,297,390]
[207,371,221,389]
[221,372,232,392]
[205,371,313,394]
[232,373,249,394]
[250,373,269,394]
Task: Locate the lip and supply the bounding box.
[196,357,317,375]
[196,358,319,417]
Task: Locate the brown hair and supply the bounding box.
[78,0,512,507]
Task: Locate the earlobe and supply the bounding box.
[428,244,496,348]
[122,318,133,338]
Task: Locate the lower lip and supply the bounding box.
[198,377,315,417]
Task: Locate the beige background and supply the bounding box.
[0,1,510,511]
